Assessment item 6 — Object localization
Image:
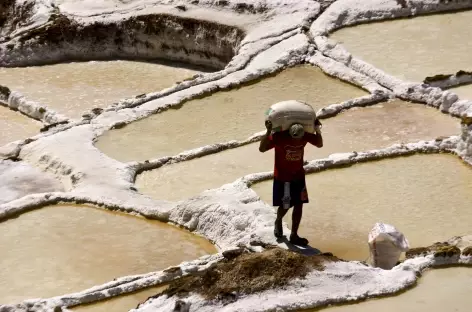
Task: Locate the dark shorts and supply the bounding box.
[273,178,309,208]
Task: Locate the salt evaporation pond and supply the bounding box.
[330,10,472,82]
[136,101,460,201]
[251,154,472,261]
[0,204,215,304]
[449,84,472,100]
[0,61,203,119]
[71,285,167,312]
[96,65,367,162]
[305,267,472,312]
[0,106,41,146]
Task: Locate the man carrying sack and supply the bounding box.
[259,118,323,246]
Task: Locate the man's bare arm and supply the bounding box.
[306,119,323,147]
[259,120,274,152]
[307,132,323,147]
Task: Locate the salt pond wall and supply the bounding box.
[458,119,472,162]
[1,13,245,69]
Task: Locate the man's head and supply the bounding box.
[289,123,305,139]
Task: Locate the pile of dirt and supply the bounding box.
[161,248,339,302]
[406,242,462,259]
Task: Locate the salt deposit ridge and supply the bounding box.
[1,0,472,311]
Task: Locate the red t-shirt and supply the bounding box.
[267,131,322,181]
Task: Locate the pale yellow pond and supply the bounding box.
[251,154,472,261]
[0,204,215,304]
[0,105,41,146]
[448,84,472,100]
[96,65,367,162]
[137,101,460,201]
[0,61,202,119]
[330,10,472,82]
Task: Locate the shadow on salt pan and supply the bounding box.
[0,105,41,146]
[0,60,204,119]
[330,10,472,82]
[303,267,472,312]
[0,160,64,204]
[251,154,472,261]
[95,65,367,162]
[71,285,167,312]
[136,100,460,201]
[0,204,215,304]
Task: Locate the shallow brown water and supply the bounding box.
[448,84,472,100]
[251,154,472,261]
[136,101,460,201]
[0,106,41,146]
[0,204,215,304]
[96,65,367,162]
[330,10,472,82]
[0,61,202,119]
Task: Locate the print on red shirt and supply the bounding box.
[267,131,322,182]
[285,145,303,161]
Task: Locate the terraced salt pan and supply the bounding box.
[136,100,460,201]
[448,84,472,101]
[251,154,472,261]
[329,10,472,83]
[0,61,203,119]
[71,285,167,312]
[307,267,472,312]
[96,65,367,162]
[0,204,215,304]
[0,105,41,146]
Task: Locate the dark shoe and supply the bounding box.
[274,220,283,238]
[290,234,309,246]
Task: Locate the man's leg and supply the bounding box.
[289,179,309,246]
[291,204,303,237]
[277,205,290,220]
[289,204,308,246]
[275,205,290,234]
[273,178,290,238]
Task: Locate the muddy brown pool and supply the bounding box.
[251,154,472,261]
[0,106,41,146]
[0,61,202,119]
[136,101,460,201]
[0,204,215,304]
[448,84,472,100]
[330,10,472,82]
[304,267,472,312]
[95,65,367,162]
